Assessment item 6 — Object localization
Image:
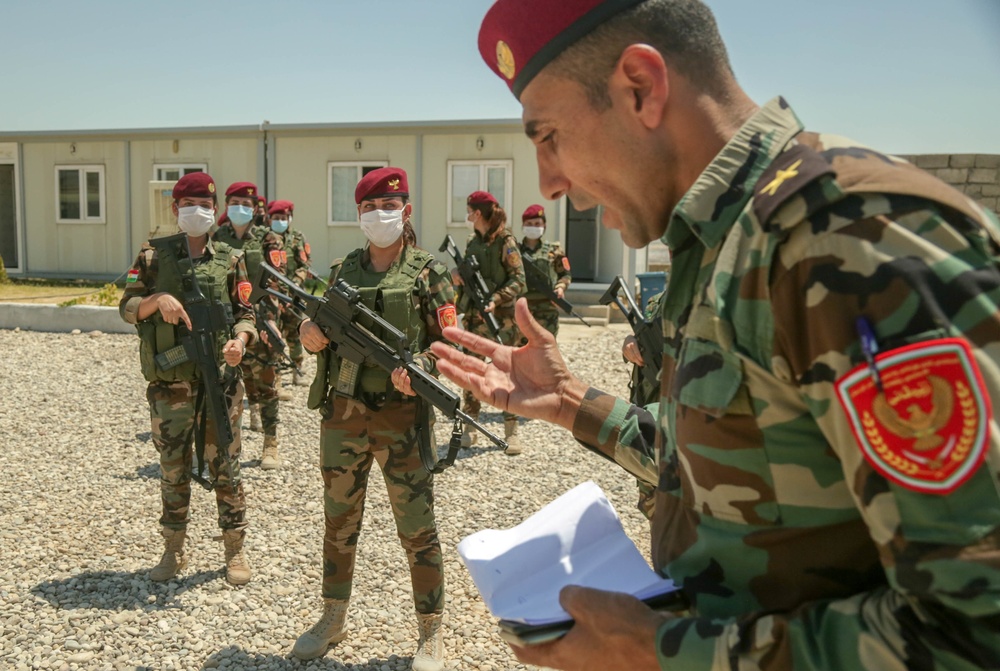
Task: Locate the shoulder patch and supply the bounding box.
[835,337,991,495]
[753,143,835,224]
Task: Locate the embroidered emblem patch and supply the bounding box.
[237,281,253,307]
[126,269,140,283]
[437,303,458,330]
[280,250,287,265]
[835,338,991,494]
[268,250,282,267]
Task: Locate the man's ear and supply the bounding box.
[612,44,669,129]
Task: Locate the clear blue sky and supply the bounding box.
[1,0,997,154]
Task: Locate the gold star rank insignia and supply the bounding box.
[496,40,516,80]
[760,159,802,196]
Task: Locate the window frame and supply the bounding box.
[152,163,207,181]
[55,164,106,224]
[327,161,390,227]
[446,159,513,228]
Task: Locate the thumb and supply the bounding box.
[514,298,550,345]
[558,585,593,619]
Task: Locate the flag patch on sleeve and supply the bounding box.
[126,269,140,283]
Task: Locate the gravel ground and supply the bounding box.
[0,322,653,671]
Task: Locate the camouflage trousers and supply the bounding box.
[240,344,279,437]
[146,378,248,532]
[515,302,560,344]
[280,310,304,364]
[462,309,518,423]
[318,395,444,614]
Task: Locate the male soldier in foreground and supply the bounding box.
[212,182,287,469]
[431,0,1000,669]
[120,172,256,586]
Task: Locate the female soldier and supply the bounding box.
[293,167,455,671]
[456,191,526,454]
[516,203,572,341]
[119,171,256,585]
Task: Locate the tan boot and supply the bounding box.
[248,404,262,432]
[150,528,187,581]
[222,529,251,586]
[292,364,308,386]
[293,598,350,660]
[412,612,445,671]
[276,375,293,402]
[503,419,522,456]
[460,422,477,448]
[261,435,280,470]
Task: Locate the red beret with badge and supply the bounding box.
[467,190,499,207]
[225,182,258,199]
[172,172,217,200]
[478,0,647,99]
[522,204,546,222]
[268,200,294,216]
[355,167,409,204]
[257,193,267,208]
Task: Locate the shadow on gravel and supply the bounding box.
[202,647,413,670]
[135,431,152,443]
[31,568,220,612]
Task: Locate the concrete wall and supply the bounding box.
[902,154,1000,216]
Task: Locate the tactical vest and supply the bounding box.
[284,229,306,276]
[466,230,512,295]
[311,246,432,405]
[214,224,264,286]
[137,241,237,383]
[521,240,559,303]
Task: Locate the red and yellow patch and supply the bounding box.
[268,250,282,267]
[835,338,991,495]
[561,257,571,272]
[436,303,458,330]
[280,250,288,266]
[237,280,253,307]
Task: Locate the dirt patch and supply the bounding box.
[0,283,113,305]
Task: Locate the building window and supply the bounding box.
[56,165,105,223]
[153,164,206,181]
[447,160,512,226]
[328,162,388,226]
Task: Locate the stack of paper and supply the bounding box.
[457,480,679,626]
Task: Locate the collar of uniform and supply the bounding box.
[665,96,804,251]
[203,236,219,257]
[361,243,406,271]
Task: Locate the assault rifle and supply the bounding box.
[438,235,502,342]
[600,276,663,403]
[252,313,301,375]
[148,233,238,490]
[249,262,509,471]
[522,258,590,327]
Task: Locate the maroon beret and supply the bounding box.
[522,204,546,221]
[478,0,647,98]
[355,167,409,204]
[172,172,217,199]
[268,200,294,216]
[257,194,267,208]
[467,190,499,207]
[225,181,258,199]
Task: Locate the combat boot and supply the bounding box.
[261,435,280,470]
[293,598,350,660]
[222,529,251,586]
[150,528,187,581]
[412,612,445,671]
[503,418,522,456]
[276,374,293,402]
[460,418,478,448]
[292,362,308,386]
[248,403,262,432]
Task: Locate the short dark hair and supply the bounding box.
[547,0,734,110]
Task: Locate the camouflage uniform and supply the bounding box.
[280,226,312,367]
[213,223,286,438]
[120,238,257,532]
[571,98,1000,669]
[459,227,526,422]
[516,238,571,341]
[306,244,456,614]
[627,290,664,522]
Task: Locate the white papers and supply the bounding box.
[457,480,678,625]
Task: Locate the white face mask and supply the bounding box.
[177,205,215,236]
[360,208,405,248]
[523,225,544,240]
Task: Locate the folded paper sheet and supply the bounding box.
[457,480,679,625]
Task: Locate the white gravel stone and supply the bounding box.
[0,323,651,670]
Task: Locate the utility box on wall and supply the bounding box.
[148,180,177,239]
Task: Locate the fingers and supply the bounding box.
[179,308,192,331]
[438,326,501,360]
[514,298,552,345]
[390,367,416,396]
